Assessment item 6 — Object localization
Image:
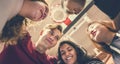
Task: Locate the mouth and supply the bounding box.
[33,9,47,21]
[46,38,53,45]
[37,9,45,20]
[91,30,96,37]
[66,57,72,60]
[39,6,49,20]
[66,55,73,61]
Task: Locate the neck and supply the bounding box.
[35,43,47,54]
[38,45,47,54]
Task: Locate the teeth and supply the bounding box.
[66,56,72,60]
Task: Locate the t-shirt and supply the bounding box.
[110,33,120,64]
[0,33,57,64]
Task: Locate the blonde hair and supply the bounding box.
[87,20,117,32]
[43,24,62,33]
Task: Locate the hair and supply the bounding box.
[87,20,117,33]
[43,24,63,33]
[0,15,27,45]
[57,40,94,64]
[61,0,86,14]
[32,0,48,5]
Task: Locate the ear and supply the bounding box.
[40,30,43,35]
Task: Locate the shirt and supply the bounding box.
[0,33,57,64]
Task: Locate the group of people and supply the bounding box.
[62,0,120,64]
[0,0,120,64]
[87,20,120,64]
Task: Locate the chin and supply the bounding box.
[94,39,100,42]
[93,38,97,42]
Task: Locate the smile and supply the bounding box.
[46,38,53,44]
[91,30,96,37]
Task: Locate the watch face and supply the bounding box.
[50,6,67,23]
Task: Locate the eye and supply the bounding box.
[68,47,72,51]
[66,9,75,14]
[89,25,93,29]
[61,51,65,55]
[88,25,94,32]
[55,36,60,40]
[49,30,54,35]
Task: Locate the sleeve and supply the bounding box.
[114,12,120,31]
[0,0,24,33]
[86,59,104,64]
[48,55,58,64]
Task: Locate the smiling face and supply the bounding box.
[20,1,49,21]
[60,43,77,64]
[62,0,85,14]
[37,28,62,51]
[87,23,109,42]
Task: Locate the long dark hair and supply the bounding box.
[32,0,48,5]
[58,40,92,64]
[0,15,26,45]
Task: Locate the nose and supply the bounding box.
[65,52,70,56]
[49,36,55,41]
[90,30,94,34]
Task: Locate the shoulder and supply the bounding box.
[86,58,104,64]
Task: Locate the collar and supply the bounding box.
[111,33,120,44]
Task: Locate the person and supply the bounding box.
[57,40,103,64]
[87,20,120,64]
[61,0,86,14]
[94,0,120,19]
[94,0,120,31]
[114,12,120,31]
[0,0,49,33]
[0,15,63,64]
[61,0,120,31]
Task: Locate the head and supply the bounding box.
[87,20,117,43]
[0,15,27,45]
[61,0,86,14]
[19,0,49,21]
[35,24,63,53]
[58,40,87,64]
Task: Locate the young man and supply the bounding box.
[61,0,86,14]
[0,15,63,64]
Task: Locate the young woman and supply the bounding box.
[57,40,103,64]
[0,15,63,64]
[0,0,49,33]
[87,20,120,64]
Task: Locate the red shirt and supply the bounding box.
[0,33,57,64]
